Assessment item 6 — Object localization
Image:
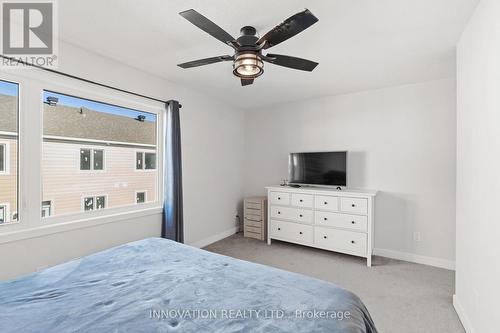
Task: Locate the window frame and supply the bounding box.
[41,200,53,218]
[81,194,108,212]
[135,190,147,204]
[0,69,165,241]
[0,142,8,174]
[79,147,105,172]
[0,203,9,224]
[135,150,157,171]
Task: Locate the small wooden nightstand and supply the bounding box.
[244,197,267,241]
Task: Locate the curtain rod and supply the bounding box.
[1,55,171,105]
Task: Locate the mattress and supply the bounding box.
[0,238,377,332]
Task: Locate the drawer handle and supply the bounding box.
[277,211,281,214]
[324,201,328,205]
[323,217,328,221]
[351,240,355,244]
[351,221,356,224]
[323,235,327,239]
[351,204,356,207]
[299,199,303,202]
[299,232,303,235]
[278,197,281,200]
[278,227,281,231]
[299,214,303,218]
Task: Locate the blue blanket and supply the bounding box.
[0,238,377,332]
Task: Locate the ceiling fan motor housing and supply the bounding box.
[232,26,264,78]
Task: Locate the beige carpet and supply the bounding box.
[204,233,464,333]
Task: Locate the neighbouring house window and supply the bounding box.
[83,195,106,211]
[136,152,143,169]
[145,152,156,170]
[80,148,104,171]
[136,191,146,204]
[93,149,104,170]
[0,143,5,172]
[41,200,52,217]
[0,80,18,224]
[42,90,158,218]
[80,149,91,170]
[136,151,156,170]
[0,205,6,224]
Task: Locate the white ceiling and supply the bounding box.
[58,0,478,109]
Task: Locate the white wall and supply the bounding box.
[0,41,245,280]
[454,1,500,332]
[244,79,457,267]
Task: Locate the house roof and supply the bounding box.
[0,95,18,133]
[0,94,156,146]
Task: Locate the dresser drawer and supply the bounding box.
[314,195,339,211]
[269,192,290,205]
[291,193,313,208]
[314,227,367,255]
[340,197,368,215]
[315,212,367,232]
[270,206,313,224]
[270,220,313,244]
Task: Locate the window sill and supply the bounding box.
[0,206,163,245]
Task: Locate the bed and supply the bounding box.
[0,238,377,332]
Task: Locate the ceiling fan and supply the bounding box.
[177,9,319,86]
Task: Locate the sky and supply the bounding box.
[0,80,18,96]
[0,79,156,122]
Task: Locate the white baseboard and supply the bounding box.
[453,294,474,333]
[188,226,239,249]
[373,248,455,270]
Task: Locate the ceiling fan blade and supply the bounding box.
[258,9,318,49]
[241,78,254,86]
[179,9,237,48]
[178,55,232,69]
[264,54,318,71]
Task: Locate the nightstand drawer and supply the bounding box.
[245,202,262,210]
[314,212,367,232]
[314,227,367,255]
[314,195,339,211]
[270,206,313,224]
[269,192,290,205]
[270,220,313,244]
[245,212,262,222]
[340,197,368,215]
[244,219,262,228]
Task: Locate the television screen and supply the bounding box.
[288,151,347,186]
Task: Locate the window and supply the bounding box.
[145,152,156,170]
[0,144,5,172]
[0,80,18,224]
[41,201,52,217]
[0,205,6,224]
[93,149,104,170]
[136,191,146,204]
[42,90,158,219]
[80,148,104,171]
[83,195,106,211]
[136,151,156,170]
[80,149,91,170]
[136,152,143,169]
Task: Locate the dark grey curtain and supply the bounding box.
[162,100,184,242]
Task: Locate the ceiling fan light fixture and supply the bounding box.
[233,52,264,78]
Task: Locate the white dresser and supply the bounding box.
[266,186,377,266]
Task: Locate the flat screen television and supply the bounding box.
[288,151,347,187]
